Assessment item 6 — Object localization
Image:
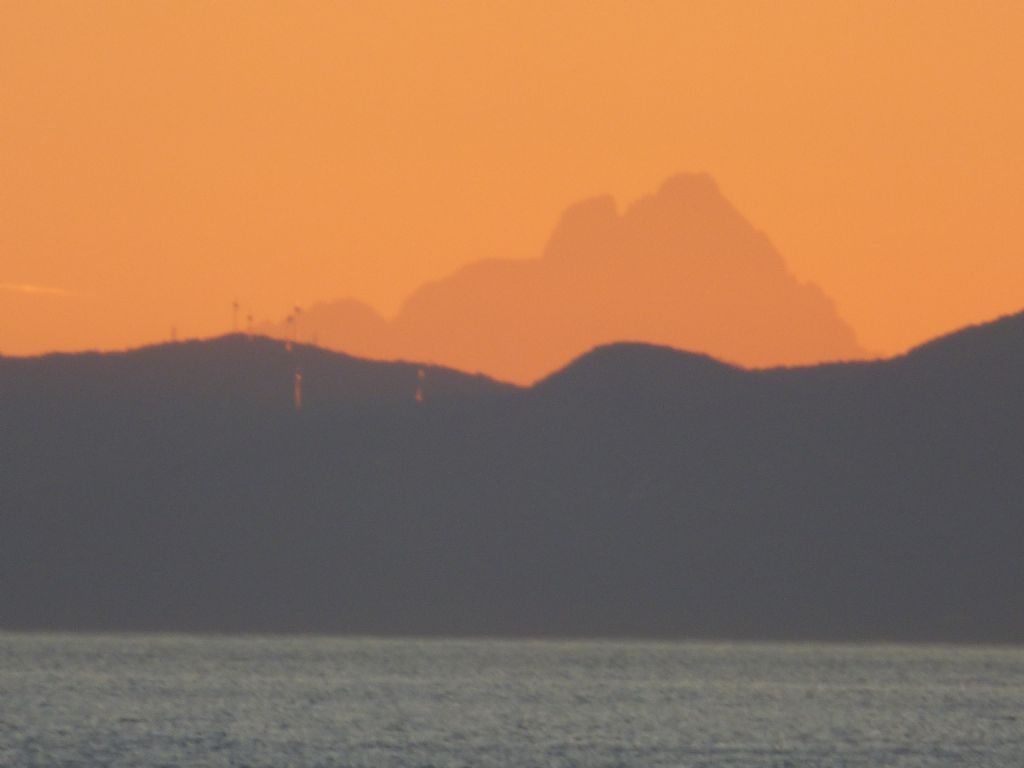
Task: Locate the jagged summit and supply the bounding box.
[654,171,721,201]
[541,194,620,262]
[260,173,866,383]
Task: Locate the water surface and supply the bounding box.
[1,633,1021,767]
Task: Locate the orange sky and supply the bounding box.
[2,1,1023,364]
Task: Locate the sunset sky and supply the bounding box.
[2,1,1023,367]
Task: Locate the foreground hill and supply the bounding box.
[1,314,1022,642]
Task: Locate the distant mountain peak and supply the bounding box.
[656,171,721,200]
[261,173,866,382]
[543,194,620,261]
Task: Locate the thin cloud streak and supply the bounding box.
[0,283,77,297]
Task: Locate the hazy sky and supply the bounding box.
[2,1,1023,358]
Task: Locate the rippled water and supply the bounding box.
[1,633,1022,767]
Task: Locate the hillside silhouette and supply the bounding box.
[261,174,865,383]
[2,313,1022,641]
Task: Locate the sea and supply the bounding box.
[1,633,1021,767]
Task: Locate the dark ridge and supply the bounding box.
[1,314,1022,642]
[900,310,1024,364]
[537,342,741,387]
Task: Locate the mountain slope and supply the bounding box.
[1,314,1022,641]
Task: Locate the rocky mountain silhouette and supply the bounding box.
[1,312,1021,641]
[261,174,865,383]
